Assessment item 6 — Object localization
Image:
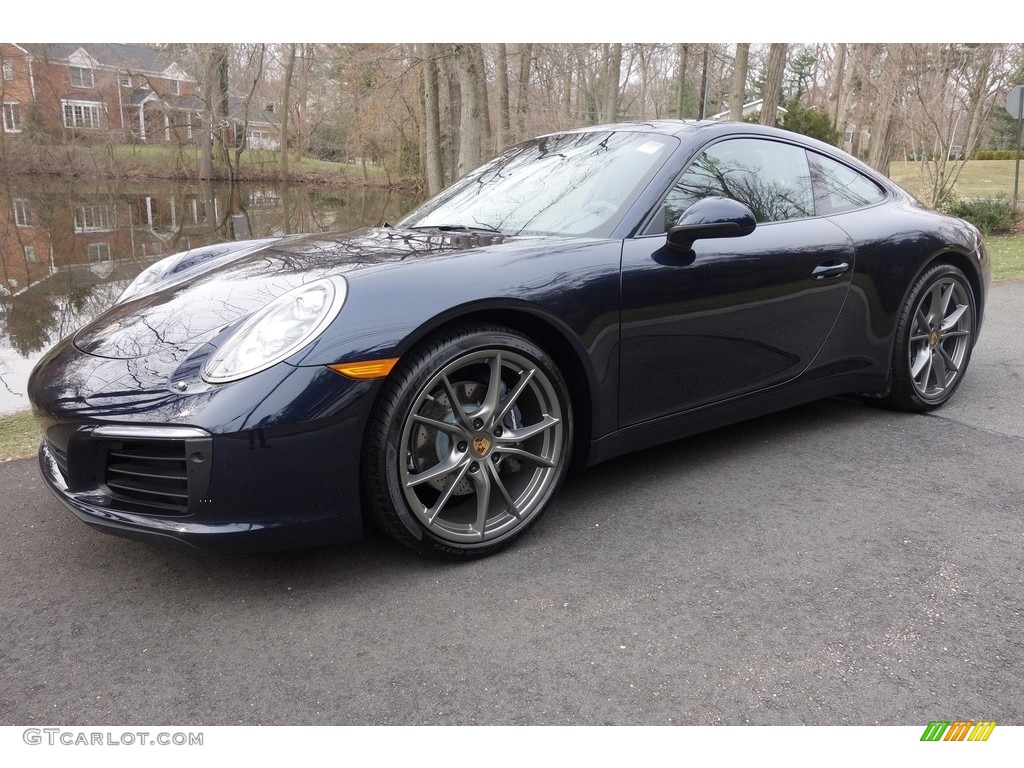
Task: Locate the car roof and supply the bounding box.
[547,119,897,193]
[554,119,820,144]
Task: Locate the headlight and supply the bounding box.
[202,277,348,383]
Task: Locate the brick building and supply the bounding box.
[1,43,279,150]
[1,43,204,142]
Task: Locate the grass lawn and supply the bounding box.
[986,234,1024,282]
[888,159,1023,200]
[112,144,374,178]
[0,410,39,462]
[23,143,375,182]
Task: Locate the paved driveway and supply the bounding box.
[2,283,1021,726]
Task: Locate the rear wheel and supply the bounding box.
[364,326,572,559]
[881,263,976,412]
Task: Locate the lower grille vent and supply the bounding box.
[104,440,190,514]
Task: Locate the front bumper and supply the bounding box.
[37,417,367,552]
[30,338,375,552]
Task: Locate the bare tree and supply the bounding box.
[674,44,690,119]
[471,44,492,155]
[197,44,230,180]
[516,43,532,140]
[827,43,847,127]
[496,43,511,148]
[903,43,1009,205]
[226,44,266,181]
[730,44,750,120]
[279,44,296,181]
[422,43,444,195]
[454,44,483,178]
[603,43,623,122]
[760,44,788,126]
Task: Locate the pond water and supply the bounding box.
[0,178,418,414]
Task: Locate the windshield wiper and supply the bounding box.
[409,223,503,234]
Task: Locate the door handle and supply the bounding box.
[811,261,850,280]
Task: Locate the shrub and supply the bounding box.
[973,149,1024,160]
[780,101,841,146]
[743,100,842,146]
[946,194,1022,235]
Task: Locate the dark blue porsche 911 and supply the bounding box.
[28,120,990,558]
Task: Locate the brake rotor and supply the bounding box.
[411,378,526,497]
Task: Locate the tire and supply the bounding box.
[881,263,976,412]
[363,325,572,559]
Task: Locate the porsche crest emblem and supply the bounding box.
[472,435,492,456]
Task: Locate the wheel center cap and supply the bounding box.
[929,331,939,347]
[471,434,492,457]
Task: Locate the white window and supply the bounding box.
[120,74,132,87]
[70,66,94,88]
[62,100,104,129]
[87,243,112,262]
[2,62,13,80]
[842,130,854,144]
[3,103,21,132]
[13,199,31,226]
[24,245,36,263]
[74,205,113,232]
[169,79,180,95]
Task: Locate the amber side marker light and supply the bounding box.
[328,358,400,380]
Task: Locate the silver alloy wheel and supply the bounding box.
[397,348,564,543]
[907,276,973,403]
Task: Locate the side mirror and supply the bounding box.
[666,196,757,252]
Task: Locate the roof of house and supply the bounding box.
[710,99,789,121]
[18,44,195,81]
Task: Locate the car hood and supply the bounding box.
[73,227,521,360]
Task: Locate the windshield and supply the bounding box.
[398,131,678,237]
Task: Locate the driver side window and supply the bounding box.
[648,138,815,234]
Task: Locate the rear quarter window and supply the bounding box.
[809,152,886,214]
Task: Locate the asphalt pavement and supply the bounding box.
[1,282,1022,726]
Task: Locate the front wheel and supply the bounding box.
[363,326,572,559]
[882,263,976,412]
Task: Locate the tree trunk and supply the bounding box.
[835,43,861,139]
[229,43,265,181]
[470,44,492,155]
[637,45,649,120]
[603,43,622,122]
[199,114,213,180]
[211,45,231,178]
[496,43,511,148]
[676,44,689,119]
[197,48,221,179]
[423,43,444,195]
[446,58,461,180]
[516,43,532,140]
[455,44,482,178]
[295,43,312,164]
[561,48,573,123]
[828,43,847,127]
[760,43,788,126]
[729,44,749,120]
[963,44,997,158]
[279,44,296,182]
[698,45,709,119]
[867,46,902,174]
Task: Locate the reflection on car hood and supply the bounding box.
[73,227,520,359]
